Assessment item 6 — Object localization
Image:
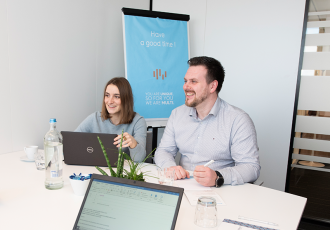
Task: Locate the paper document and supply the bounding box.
[218,219,279,230]
[174,177,211,190]
[218,222,249,230]
[174,171,225,206]
[184,190,225,206]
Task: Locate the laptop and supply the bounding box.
[62,131,123,167]
[72,174,184,230]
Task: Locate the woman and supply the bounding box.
[75,77,147,162]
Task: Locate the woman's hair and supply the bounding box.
[101,77,135,124]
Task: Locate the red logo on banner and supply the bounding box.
[153,69,167,80]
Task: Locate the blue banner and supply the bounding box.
[124,15,189,119]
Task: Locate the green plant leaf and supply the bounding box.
[95,166,109,176]
[97,136,116,177]
[96,130,155,182]
[116,129,126,178]
[143,148,156,163]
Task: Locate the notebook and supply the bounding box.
[72,174,184,230]
[62,131,122,167]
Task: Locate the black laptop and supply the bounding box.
[62,131,123,167]
[73,174,184,230]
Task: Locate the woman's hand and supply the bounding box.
[114,132,138,149]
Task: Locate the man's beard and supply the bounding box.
[185,90,208,107]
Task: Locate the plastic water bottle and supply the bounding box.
[44,118,64,190]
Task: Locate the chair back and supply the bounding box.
[145,131,153,163]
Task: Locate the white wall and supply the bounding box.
[95,0,150,108]
[0,0,149,154]
[0,0,12,154]
[154,0,306,191]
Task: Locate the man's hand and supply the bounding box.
[193,166,218,187]
[169,166,190,180]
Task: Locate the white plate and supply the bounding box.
[20,155,35,162]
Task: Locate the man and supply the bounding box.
[154,56,260,187]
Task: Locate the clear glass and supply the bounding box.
[44,121,64,190]
[34,149,45,170]
[194,196,217,228]
[158,168,175,186]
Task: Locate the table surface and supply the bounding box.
[0,151,306,230]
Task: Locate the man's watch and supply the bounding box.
[215,171,224,188]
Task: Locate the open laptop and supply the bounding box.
[62,131,123,167]
[72,174,184,230]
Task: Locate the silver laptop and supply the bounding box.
[72,174,184,230]
[62,131,123,167]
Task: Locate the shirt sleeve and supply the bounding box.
[154,111,179,169]
[129,116,147,163]
[217,113,261,185]
[75,113,94,132]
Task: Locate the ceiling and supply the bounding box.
[308,0,330,21]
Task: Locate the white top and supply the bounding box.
[0,151,306,230]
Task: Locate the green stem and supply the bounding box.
[97,136,116,177]
[116,129,125,177]
[95,166,109,176]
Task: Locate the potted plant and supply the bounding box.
[95,130,154,181]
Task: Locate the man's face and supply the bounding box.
[183,65,211,108]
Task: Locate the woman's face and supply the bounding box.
[104,84,121,116]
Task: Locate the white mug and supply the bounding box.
[24,146,38,160]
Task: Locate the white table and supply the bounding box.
[0,151,306,230]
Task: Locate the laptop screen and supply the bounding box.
[73,177,182,230]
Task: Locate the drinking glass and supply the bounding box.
[194,196,217,228]
[34,150,45,170]
[158,168,175,186]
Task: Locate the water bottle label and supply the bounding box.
[50,169,62,178]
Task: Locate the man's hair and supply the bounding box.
[188,56,225,93]
[101,77,135,124]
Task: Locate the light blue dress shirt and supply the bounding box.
[154,97,260,185]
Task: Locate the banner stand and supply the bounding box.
[122,8,190,156]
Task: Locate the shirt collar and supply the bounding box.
[209,97,221,116]
[189,97,221,119]
[189,107,198,119]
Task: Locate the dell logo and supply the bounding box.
[87,147,93,153]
